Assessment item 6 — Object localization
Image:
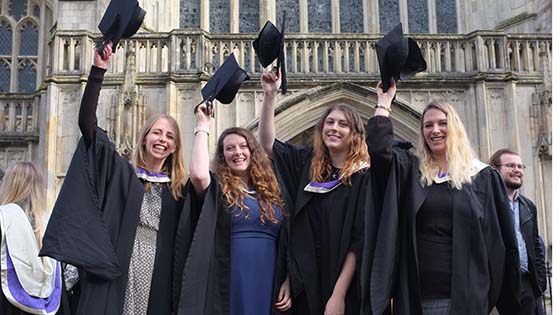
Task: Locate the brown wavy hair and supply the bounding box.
[132,114,187,200]
[213,127,284,223]
[310,103,370,185]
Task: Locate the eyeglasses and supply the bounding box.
[496,163,527,170]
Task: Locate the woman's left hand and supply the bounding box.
[324,294,345,315]
[275,277,292,312]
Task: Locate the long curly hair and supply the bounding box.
[417,100,476,189]
[0,162,46,247]
[132,114,187,200]
[213,127,284,224]
[310,103,370,185]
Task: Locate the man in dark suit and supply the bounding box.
[490,149,547,315]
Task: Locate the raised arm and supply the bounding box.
[258,69,281,157]
[367,81,397,187]
[78,44,113,147]
[189,105,213,194]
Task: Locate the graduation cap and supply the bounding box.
[97,0,146,59]
[376,23,427,92]
[197,53,249,112]
[253,12,287,94]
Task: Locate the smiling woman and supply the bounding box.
[174,107,289,315]
[40,43,189,315]
[258,69,369,315]
[363,81,520,315]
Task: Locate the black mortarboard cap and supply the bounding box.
[97,0,146,58]
[376,23,427,92]
[253,12,287,94]
[200,53,249,107]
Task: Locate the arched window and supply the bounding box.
[0,60,10,92]
[9,0,27,21]
[18,59,36,93]
[19,21,38,55]
[0,20,12,55]
[0,1,41,94]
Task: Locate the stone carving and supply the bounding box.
[534,89,552,159]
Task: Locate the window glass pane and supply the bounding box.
[10,0,27,21]
[210,0,230,32]
[408,0,428,33]
[239,0,258,33]
[277,0,300,32]
[379,0,400,33]
[0,20,12,55]
[308,0,331,32]
[180,0,200,28]
[340,0,363,33]
[19,21,38,55]
[0,60,10,92]
[437,0,457,33]
[18,59,36,93]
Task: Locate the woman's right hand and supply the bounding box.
[376,80,397,107]
[93,42,113,69]
[194,103,213,127]
[260,67,281,96]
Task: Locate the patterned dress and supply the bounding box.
[123,169,169,315]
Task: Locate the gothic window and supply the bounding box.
[0,20,12,55]
[277,0,300,32]
[408,0,428,33]
[18,60,36,93]
[340,0,363,33]
[379,0,400,33]
[239,0,258,33]
[19,21,38,55]
[436,0,457,33]
[210,0,230,32]
[9,0,27,21]
[0,60,10,92]
[308,0,331,32]
[181,0,200,28]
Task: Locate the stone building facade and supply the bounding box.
[0,0,552,253]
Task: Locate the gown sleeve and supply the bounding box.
[39,67,121,280]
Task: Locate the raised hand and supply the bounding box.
[260,67,282,96]
[93,41,113,70]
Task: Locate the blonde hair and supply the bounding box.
[310,103,370,185]
[0,162,46,247]
[132,114,187,200]
[417,100,475,189]
[214,128,284,224]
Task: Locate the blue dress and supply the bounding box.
[230,193,283,315]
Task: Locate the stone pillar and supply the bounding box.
[363,0,379,33]
[260,0,276,26]
[299,0,308,32]
[427,0,437,33]
[400,0,409,33]
[230,0,239,32]
[200,0,210,31]
[331,0,340,33]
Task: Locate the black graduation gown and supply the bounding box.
[174,174,289,315]
[363,116,520,315]
[272,140,366,315]
[40,128,184,315]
